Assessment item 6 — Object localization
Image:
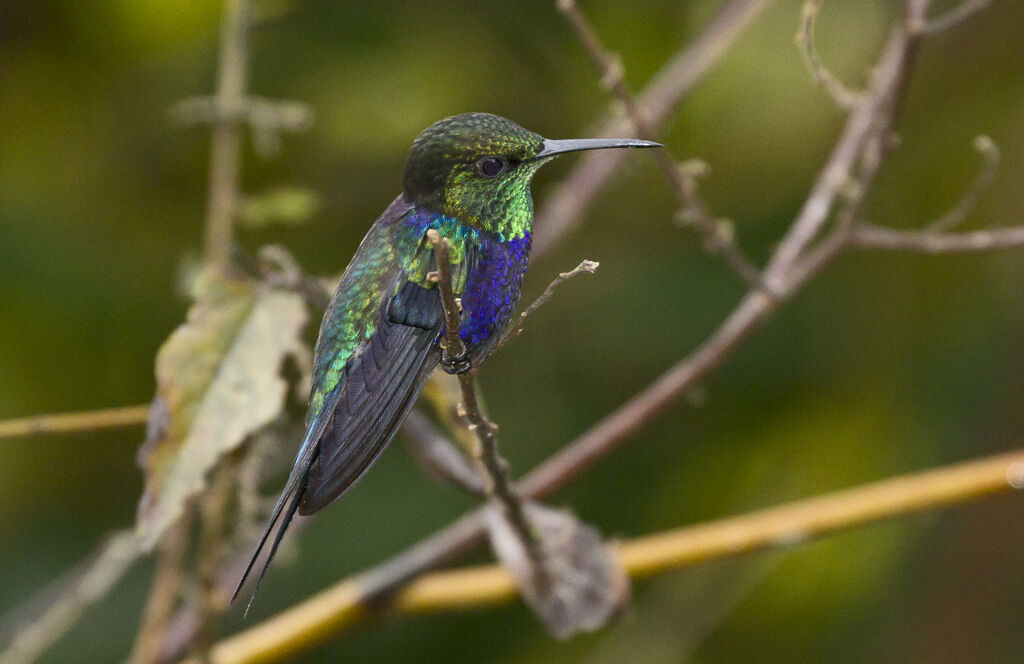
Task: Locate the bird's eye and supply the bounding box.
[475,156,508,178]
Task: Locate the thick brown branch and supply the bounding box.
[522,288,779,496]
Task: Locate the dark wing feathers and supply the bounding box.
[233,289,441,609]
[230,401,331,611]
[299,308,441,513]
[233,223,476,609]
[300,280,444,513]
[387,278,445,328]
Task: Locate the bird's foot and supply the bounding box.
[442,349,472,375]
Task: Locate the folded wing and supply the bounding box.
[300,279,444,513]
[233,212,477,608]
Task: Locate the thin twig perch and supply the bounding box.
[425,229,549,584]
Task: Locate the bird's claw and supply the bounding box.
[442,349,472,375]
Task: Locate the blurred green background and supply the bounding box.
[2,0,1023,662]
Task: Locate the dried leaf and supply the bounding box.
[135,269,308,551]
[485,501,630,639]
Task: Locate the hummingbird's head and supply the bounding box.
[403,112,660,238]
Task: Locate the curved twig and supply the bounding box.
[928,135,1000,232]
[795,0,862,109]
[494,259,599,352]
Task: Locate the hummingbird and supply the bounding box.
[234,112,660,606]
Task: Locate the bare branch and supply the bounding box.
[202,0,252,268]
[913,0,992,34]
[765,2,929,292]
[425,229,548,585]
[0,404,150,441]
[425,231,468,366]
[184,449,1024,664]
[534,0,773,260]
[422,238,623,639]
[795,0,862,109]
[521,288,780,496]
[928,135,1000,231]
[852,224,1024,253]
[557,0,763,287]
[532,1,937,498]
[494,260,599,352]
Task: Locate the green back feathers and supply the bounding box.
[308,207,477,422]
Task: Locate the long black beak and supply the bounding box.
[533,137,662,159]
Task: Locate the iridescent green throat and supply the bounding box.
[439,158,545,239]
